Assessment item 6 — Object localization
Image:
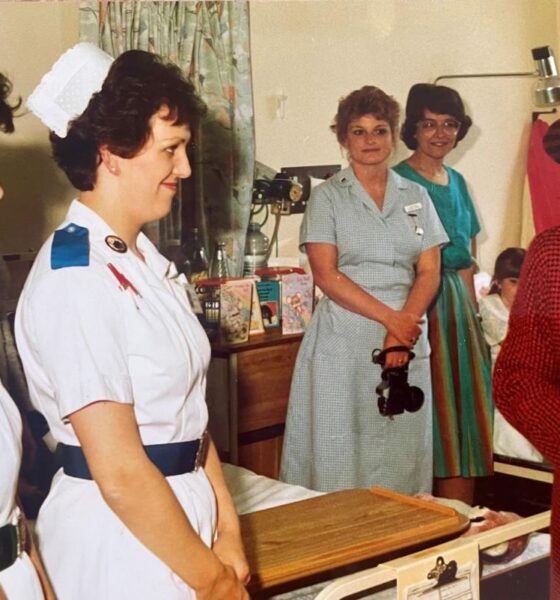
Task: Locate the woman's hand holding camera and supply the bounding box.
[383,333,411,368]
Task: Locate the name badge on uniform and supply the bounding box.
[404,203,424,236]
[404,202,422,214]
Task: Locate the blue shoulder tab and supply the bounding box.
[51,223,90,270]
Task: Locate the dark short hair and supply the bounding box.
[331,85,400,144]
[400,83,472,150]
[0,73,21,134]
[50,50,207,191]
[489,247,526,294]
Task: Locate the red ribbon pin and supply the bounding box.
[107,263,141,297]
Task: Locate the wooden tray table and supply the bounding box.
[240,486,470,594]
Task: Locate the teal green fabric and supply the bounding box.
[393,162,480,270]
[80,1,254,274]
[429,270,493,478]
[394,160,493,478]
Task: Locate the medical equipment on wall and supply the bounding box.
[435,45,560,107]
[248,162,340,265]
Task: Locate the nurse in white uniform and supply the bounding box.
[0,74,53,599]
[17,45,249,600]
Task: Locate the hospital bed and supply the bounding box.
[224,464,551,600]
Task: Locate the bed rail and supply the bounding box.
[493,455,554,484]
[315,510,550,600]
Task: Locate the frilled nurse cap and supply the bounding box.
[26,42,113,138]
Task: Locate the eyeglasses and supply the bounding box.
[417,119,461,135]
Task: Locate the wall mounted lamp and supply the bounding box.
[435,46,560,107]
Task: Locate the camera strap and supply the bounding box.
[372,346,415,367]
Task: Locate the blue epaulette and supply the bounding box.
[50,223,90,270]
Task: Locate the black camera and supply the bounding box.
[372,346,424,417]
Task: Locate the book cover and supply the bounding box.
[281,273,314,334]
[256,280,281,329]
[219,279,253,343]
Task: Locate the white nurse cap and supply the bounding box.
[27,42,114,138]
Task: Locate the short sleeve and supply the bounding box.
[457,172,481,238]
[417,187,449,253]
[299,184,337,252]
[479,295,507,348]
[19,269,134,420]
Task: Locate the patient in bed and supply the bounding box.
[479,247,543,462]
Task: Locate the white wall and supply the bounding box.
[0,0,558,275]
[0,1,78,255]
[250,0,559,273]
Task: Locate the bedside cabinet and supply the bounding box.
[206,329,303,479]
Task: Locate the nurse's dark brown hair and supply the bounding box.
[50,50,207,191]
[0,73,21,134]
[400,83,472,150]
[489,247,526,295]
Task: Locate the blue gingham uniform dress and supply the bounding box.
[280,168,448,494]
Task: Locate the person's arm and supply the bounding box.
[204,440,250,584]
[69,401,248,600]
[493,229,560,466]
[28,537,56,600]
[383,246,441,367]
[398,245,441,320]
[305,243,423,347]
[458,264,478,308]
[479,297,507,349]
[16,499,55,600]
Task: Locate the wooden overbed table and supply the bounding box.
[240,486,470,596]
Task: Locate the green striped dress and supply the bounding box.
[393,162,494,478]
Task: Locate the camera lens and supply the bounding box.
[405,386,424,413]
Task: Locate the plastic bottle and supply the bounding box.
[210,241,230,279]
[184,228,209,283]
[243,222,269,276]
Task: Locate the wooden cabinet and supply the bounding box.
[206,329,302,479]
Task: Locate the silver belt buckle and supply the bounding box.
[194,430,208,471]
[16,513,26,558]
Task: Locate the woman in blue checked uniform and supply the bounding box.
[280,86,448,495]
[16,45,248,600]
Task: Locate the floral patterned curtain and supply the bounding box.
[80,1,254,275]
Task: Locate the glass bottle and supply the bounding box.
[243,222,269,276]
[210,241,230,279]
[184,227,209,283]
[165,239,185,271]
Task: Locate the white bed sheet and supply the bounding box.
[223,463,550,600]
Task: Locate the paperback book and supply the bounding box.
[256,280,281,329]
[219,279,253,343]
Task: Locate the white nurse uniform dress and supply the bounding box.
[0,383,44,599]
[16,200,215,600]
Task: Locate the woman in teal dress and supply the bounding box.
[393,83,493,504]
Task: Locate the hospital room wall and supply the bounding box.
[0,1,558,275]
[0,2,79,256]
[250,0,559,274]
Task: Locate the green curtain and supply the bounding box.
[80,1,254,275]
